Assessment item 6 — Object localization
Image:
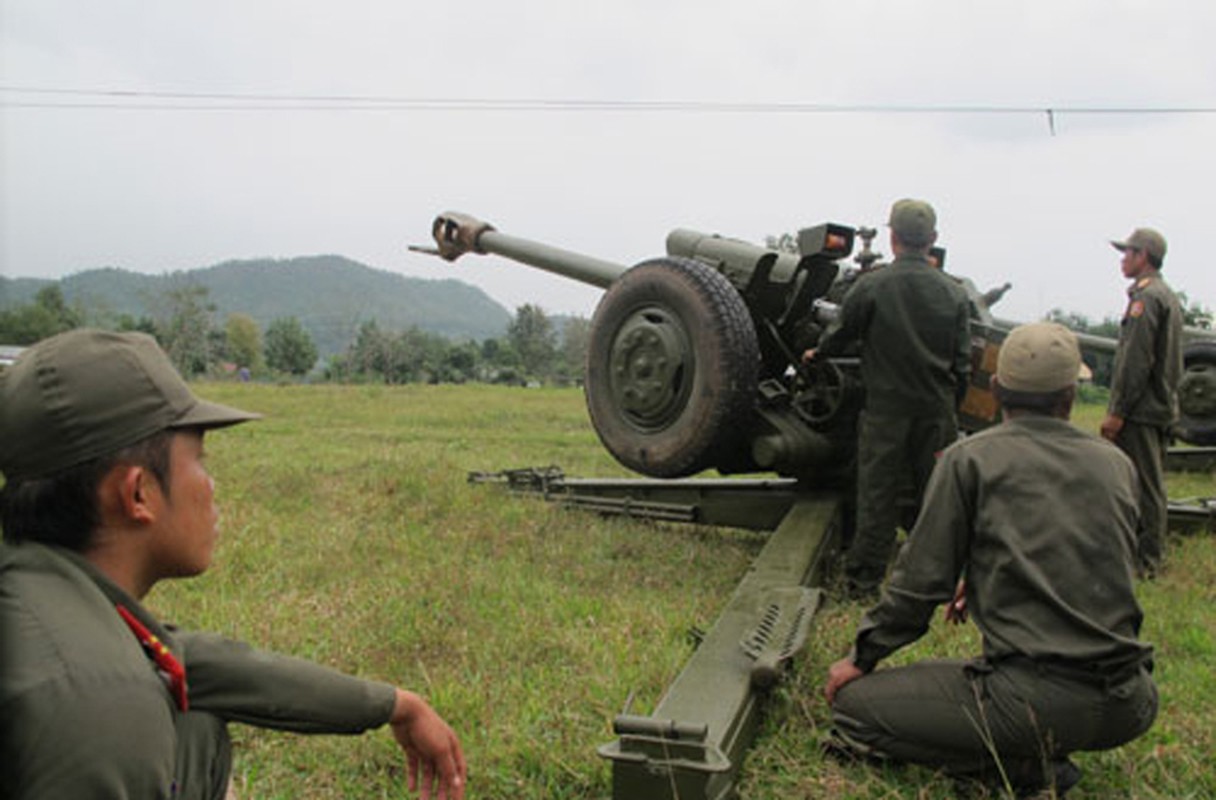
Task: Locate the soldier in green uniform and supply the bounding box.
[823,322,1157,797]
[808,198,971,597]
[0,330,467,800]
[1100,227,1183,575]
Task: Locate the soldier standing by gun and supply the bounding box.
[1100,227,1182,576]
[806,198,971,598]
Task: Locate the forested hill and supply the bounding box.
[0,255,513,354]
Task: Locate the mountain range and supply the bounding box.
[0,255,514,355]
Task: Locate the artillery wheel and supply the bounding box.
[1177,340,1216,445]
[585,257,759,477]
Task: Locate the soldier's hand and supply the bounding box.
[1100,412,1124,441]
[944,579,968,625]
[824,657,865,705]
[802,348,818,364]
[388,689,467,800]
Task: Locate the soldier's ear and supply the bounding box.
[1058,385,1077,417]
[100,464,161,526]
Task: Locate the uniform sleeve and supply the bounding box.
[1108,292,1162,417]
[177,631,397,734]
[851,446,973,671]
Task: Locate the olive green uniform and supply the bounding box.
[832,416,1157,787]
[817,253,971,592]
[1108,274,1183,570]
[1,541,397,800]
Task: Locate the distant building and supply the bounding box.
[0,345,25,370]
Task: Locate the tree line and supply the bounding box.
[325,306,590,386]
[0,284,590,386]
[5,281,1209,387]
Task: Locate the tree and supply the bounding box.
[398,327,450,384]
[764,232,799,254]
[115,313,158,336]
[264,316,318,376]
[339,320,397,382]
[224,313,263,370]
[335,322,458,384]
[438,341,480,384]
[558,315,591,384]
[146,284,216,377]
[1177,292,1213,329]
[507,304,557,381]
[478,337,522,384]
[0,285,82,344]
[1044,308,1119,339]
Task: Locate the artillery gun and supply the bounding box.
[423,211,1216,464]
[416,211,1216,800]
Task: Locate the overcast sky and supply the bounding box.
[2,1,1214,327]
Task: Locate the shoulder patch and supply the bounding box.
[1128,299,1145,318]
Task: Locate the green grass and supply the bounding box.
[150,384,1215,799]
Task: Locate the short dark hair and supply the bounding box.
[892,231,933,256]
[1,431,173,551]
[992,382,1073,415]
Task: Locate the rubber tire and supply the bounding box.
[1177,339,1216,445]
[585,257,760,478]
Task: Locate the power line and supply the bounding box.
[2,85,1214,114]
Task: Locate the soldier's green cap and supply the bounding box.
[887,198,937,247]
[996,322,1082,393]
[1110,227,1166,264]
[0,329,259,481]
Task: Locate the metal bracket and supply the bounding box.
[740,586,825,690]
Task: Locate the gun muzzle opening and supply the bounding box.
[431,211,496,262]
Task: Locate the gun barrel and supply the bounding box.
[991,317,1118,356]
[667,228,806,284]
[430,211,627,289]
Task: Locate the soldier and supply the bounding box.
[823,322,1157,798]
[807,198,971,597]
[1100,227,1183,575]
[0,329,466,800]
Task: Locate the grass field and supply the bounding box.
[150,383,1215,799]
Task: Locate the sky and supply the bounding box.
[2,1,1215,327]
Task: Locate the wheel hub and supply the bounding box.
[608,307,693,430]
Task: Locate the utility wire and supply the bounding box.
[2,85,1214,114]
